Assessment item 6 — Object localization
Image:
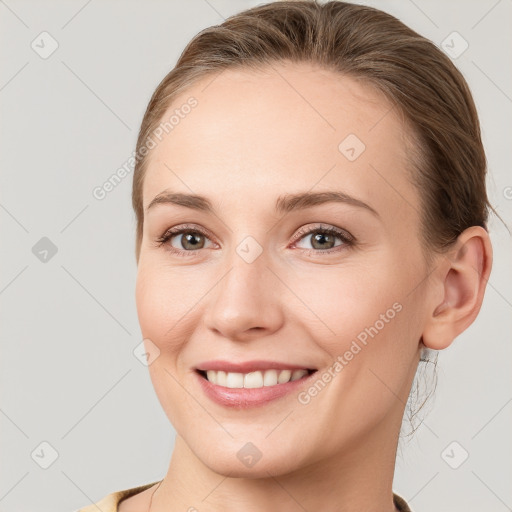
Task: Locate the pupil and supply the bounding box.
[183,233,204,250]
[312,232,334,250]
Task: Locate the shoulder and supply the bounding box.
[75,481,161,512]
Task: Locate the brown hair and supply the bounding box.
[132,0,499,264]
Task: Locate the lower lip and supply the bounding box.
[195,370,317,408]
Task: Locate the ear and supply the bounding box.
[422,226,493,350]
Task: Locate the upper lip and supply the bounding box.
[195,360,317,373]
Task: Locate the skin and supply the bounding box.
[120,62,492,512]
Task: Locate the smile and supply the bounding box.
[198,368,316,388]
[195,368,318,408]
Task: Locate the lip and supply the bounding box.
[195,367,318,409]
[195,360,317,373]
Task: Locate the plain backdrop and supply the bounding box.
[1,1,511,511]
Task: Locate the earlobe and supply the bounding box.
[421,226,493,351]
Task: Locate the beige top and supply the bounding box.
[76,481,413,511]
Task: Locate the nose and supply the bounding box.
[202,247,284,342]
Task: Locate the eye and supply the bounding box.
[291,223,354,254]
[155,224,215,257]
[155,222,355,257]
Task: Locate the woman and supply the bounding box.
[78,1,494,510]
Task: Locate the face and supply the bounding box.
[135,62,429,477]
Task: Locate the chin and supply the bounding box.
[189,431,310,477]
[200,450,302,479]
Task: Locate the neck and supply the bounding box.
[151,411,403,512]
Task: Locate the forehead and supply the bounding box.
[142,62,417,223]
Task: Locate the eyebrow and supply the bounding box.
[146,190,380,218]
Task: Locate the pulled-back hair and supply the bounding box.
[132,0,498,264]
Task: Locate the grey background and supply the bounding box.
[1,0,511,511]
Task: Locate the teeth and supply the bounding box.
[204,369,310,388]
[216,370,227,387]
[244,371,263,388]
[278,369,292,383]
[263,369,278,386]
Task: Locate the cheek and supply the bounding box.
[135,268,165,339]
[286,257,404,351]
[297,255,421,401]
[135,264,187,356]
[135,265,196,431]
[134,259,220,414]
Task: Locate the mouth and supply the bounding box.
[195,368,317,388]
[194,365,319,409]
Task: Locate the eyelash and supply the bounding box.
[154,223,355,258]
